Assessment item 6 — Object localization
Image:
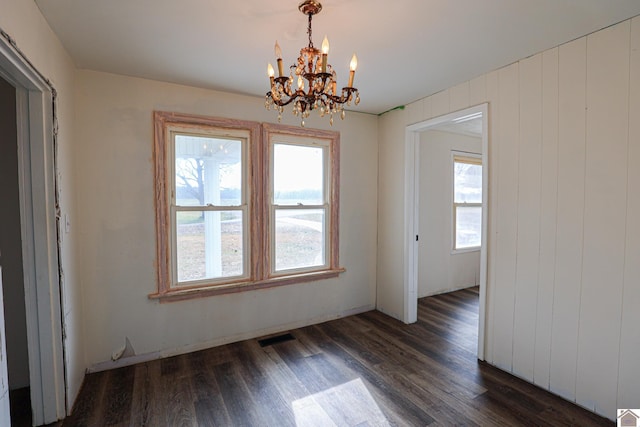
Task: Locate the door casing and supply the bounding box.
[0,32,66,425]
[403,103,489,360]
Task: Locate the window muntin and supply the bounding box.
[170,129,249,286]
[270,138,330,274]
[152,113,342,301]
[453,154,482,251]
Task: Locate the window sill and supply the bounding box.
[451,247,481,255]
[148,267,346,303]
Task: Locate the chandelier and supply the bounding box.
[265,0,360,126]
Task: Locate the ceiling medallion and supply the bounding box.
[265,0,359,127]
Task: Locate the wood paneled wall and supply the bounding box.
[381,16,640,420]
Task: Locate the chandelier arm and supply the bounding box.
[324,87,358,103]
[267,93,300,107]
[268,87,359,109]
[267,89,316,107]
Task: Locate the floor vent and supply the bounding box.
[258,333,295,347]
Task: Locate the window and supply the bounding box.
[270,134,330,274]
[151,112,342,301]
[453,154,482,251]
[173,130,249,285]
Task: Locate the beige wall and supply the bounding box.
[375,109,406,320]
[0,0,83,412]
[418,130,481,297]
[377,16,640,421]
[74,70,378,369]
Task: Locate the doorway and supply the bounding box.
[0,33,66,425]
[403,104,488,360]
[0,75,32,424]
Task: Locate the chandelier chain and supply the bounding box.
[307,13,314,49]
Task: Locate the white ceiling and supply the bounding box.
[435,118,483,138]
[35,0,640,115]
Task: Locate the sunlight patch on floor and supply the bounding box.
[292,378,390,426]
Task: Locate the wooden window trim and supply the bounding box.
[148,269,344,303]
[453,154,482,166]
[262,123,341,278]
[150,113,343,303]
[151,112,261,300]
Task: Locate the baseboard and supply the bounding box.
[87,304,374,373]
[419,284,478,299]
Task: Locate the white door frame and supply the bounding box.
[0,267,10,426]
[0,33,66,424]
[403,103,489,360]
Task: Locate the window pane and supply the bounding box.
[176,210,243,283]
[454,161,482,203]
[274,209,325,271]
[175,135,242,207]
[455,206,482,249]
[274,143,324,205]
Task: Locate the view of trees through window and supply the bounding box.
[174,134,245,283]
[173,135,327,283]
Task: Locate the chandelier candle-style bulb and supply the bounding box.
[274,41,284,76]
[321,36,329,73]
[348,53,358,87]
[267,63,275,86]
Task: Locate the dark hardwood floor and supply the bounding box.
[62,287,613,426]
[10,386,31,427]
[9,387,62,427]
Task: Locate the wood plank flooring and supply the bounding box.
[63,287,613,426]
